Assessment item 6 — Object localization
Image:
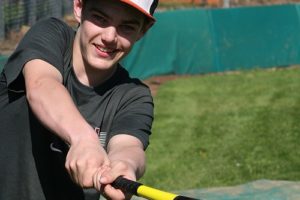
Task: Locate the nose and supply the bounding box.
[101,26,117,43]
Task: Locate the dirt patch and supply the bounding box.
[142,66,300,96]
[143,75,190,96]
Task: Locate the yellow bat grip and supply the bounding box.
[137,185,178,200]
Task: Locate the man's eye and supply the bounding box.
[92,14,107,24]
[119,25,137,33]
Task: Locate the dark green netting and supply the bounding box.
[0,55,7,72]
[2,4,300,79]
[121,4,300,79]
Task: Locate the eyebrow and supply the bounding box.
[90,8,143,26]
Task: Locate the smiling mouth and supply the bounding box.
[94,44,116,54]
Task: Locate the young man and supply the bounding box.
[0,0,158,199]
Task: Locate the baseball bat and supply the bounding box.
[112,176,201,200]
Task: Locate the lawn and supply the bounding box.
[141,67,300,192]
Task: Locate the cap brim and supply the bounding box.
[120,0,156,21]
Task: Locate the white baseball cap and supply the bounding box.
[120,0,159,21]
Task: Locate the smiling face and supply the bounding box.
[73,0,150,77]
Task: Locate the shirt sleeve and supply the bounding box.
[109,85,154,150]
[3,17,74,89]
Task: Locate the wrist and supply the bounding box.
[68,125,99,146]
[109,158,144,180]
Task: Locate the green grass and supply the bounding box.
[141,67,300,191]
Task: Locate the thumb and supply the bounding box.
[93,166,111,190]
[99,169,118,184]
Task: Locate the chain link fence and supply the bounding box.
[1,0,300,47]
[2,0,300,41]
[0,0,73,41]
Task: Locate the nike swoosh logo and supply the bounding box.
[50,142,63,153]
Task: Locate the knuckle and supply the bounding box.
[75,159,85,168]
[65,160,74,171]
[69,161,77,170]
[64,162,70,171]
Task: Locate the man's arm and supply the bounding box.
[107,134,146,179]
[23,59,110,188]
[93,134,146,200]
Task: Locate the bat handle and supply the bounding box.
[111,176,142,195]
[112,177,201,200]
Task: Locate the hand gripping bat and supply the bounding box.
[112,176,201,200]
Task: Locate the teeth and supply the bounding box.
[98,46,113,53]
[100,47,109,52]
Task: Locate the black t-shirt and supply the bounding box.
[0,18,153,200]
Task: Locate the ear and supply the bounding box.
[73,0,83,23]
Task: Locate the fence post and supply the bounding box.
[63,0,73,16]
[223,0,230,8]
[52,0,63,18]
[27,0,37,26]
[0,0,4,41]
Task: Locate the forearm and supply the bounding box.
[24,60,109,188]
[27,80,96,143]
[107,135,146,180]
[24,60,97,145]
